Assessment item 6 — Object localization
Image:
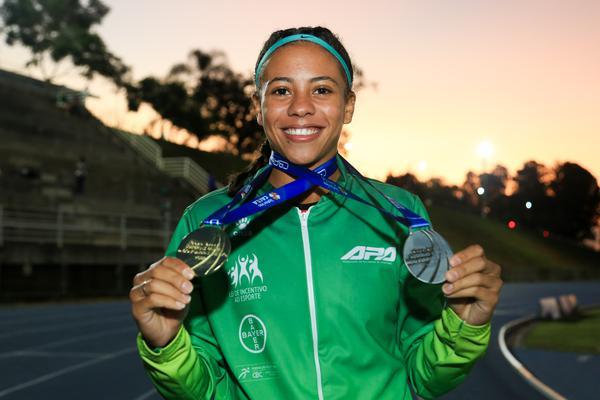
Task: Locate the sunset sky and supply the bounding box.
[2,0,599,185]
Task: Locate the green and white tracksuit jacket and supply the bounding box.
[137,158,491,400]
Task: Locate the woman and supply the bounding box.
[130,26,503,399]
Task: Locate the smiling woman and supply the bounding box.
[130,26,503,400]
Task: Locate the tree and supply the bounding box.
[385,173,426,199]
[126,50,259,155]
[0,0,129,86]
[511,160,552,228]
[549,162,600,238]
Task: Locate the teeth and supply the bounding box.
[284,128,320,136]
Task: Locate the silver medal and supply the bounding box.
[403,228,451,284]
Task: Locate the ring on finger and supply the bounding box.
[141,279,151,297]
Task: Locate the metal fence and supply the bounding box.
[113,130,212,195]
[0,204,172,250]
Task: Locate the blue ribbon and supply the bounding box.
[203,151,430,231]
[268,152,430,229]
[202,156,338,226]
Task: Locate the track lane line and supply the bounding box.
[0,347,137,398]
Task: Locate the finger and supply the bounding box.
[140,278,192,305]
[445,256,487,283]
[147,261,195,295]
[129,281,147,303]
[450,244,484,267]
[141,292,187,311]
[443,272,501,295]
[162,257,195,278]
[444,286,498,306]
[133,257,194,286]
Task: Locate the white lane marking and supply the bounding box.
[0,350,106,359]
[0,326,135,358]
[0,314,131,339]
[0,308,127,328]
[498,315,567,400]
[0,347,136,398]
[132,388,159,400]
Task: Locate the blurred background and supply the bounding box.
[0,1,598,399]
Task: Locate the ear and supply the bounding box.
[343,91,356,124]
[252,93,263,126]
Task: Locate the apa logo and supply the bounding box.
[268,192,280,201]
[229,254,263,288]
[341,246,397,262]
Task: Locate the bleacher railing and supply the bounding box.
[114,129,164,168]
[163,157,210,194]
[113,130,212,195]
[0,205,172,250]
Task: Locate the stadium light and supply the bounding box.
[476,140,495,160]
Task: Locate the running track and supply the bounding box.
[0,282,598,399]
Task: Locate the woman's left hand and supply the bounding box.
[442,245,503,326]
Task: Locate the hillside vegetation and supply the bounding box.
[429,205,600,281]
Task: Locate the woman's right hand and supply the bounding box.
[130,257,196,348]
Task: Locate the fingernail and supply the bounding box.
[183,294,191,303]
[175,301,185,310]
[182,281,193,293]
[450,255,460,267]
[447,271,459,281]
[443,284,453,293]
[183,269,195,280]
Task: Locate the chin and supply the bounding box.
[279,148,333,168]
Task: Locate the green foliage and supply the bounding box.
[0,0,129,85]
[429,204,600,282]
[125,49,262,156]
[388,160,600,241]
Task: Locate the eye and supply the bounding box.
[314,87,332,95]
[272,87,290,96]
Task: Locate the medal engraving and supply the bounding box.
[176,226,231,277]
[403,229,451,284]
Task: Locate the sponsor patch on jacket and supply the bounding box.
[236,363,279,382]
[239,314,267,353]
[228,254,269,303]
[340,246,397,263]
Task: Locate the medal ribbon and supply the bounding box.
[202,155,338,226]
[268,151,430,229]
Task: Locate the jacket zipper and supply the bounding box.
[298,209,324,400]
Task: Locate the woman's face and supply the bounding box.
[253,41,356,168]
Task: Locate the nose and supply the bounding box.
[288,89,315,118]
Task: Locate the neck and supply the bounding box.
[268,163,341,205]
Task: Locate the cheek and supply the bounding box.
[322,103,345,124]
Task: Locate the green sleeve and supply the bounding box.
[136,209,237,400]
[397,196,491,399]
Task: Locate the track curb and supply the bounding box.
[498,314,567,400]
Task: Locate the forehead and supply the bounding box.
[261,41,344,79]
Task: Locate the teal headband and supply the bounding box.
[254,33,353,88]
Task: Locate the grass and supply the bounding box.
[428,205,600,281]
[522,308,600,354]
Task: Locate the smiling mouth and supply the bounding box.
[283,127,321,136]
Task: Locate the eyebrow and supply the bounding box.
[268,76,340,86]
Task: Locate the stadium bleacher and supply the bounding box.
[0,69,226,301]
